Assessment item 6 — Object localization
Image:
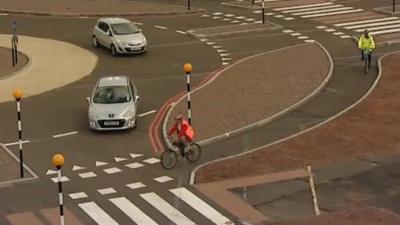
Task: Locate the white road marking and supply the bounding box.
[290,32,302,36]
[334,17,398,27]
[69,192,88,199]
[110,197,158,225]
[171,187,233,225]
[222,58,232,61]
[282,29,294,33]
[235,16,245,19]
[103,167,122,174]
[370,27,400,35]
[201,14,211,18]
[265,12,275,16]
[220,53,231,56]
[126,182,146,190]
[51,176,70,183]
[355,23,400,32]
[143,158,160,164]
[292,7,354,16]
[79,202,119,225]
[274,2,333,11]
[245,18,256,21]
[325,28,336,32]
[316,25,327,29]
[222,62,230,65]
[52,131,78,138]
[340,35,352,38]
[154,176,174,183]
[72,165,86,171]
[212,16,221,19]
[222,18,231,21]
[305,39,316,43]
[46,169,57,175]
[212,12,223,15]
[0,13,8,16]
[240,23,248,25]
[217,49,227,53]
[129,153,143,159]
[4,140,30,147]
[154,25,168,30]
[225,14,235,17]
[231,20,240,23]
[125,162,144,169]
[114,157,128,162]
[284,17,295,20]
[212,46,223,49]
[176,30,187,35]
[301,9,363,18]
[78,172,97,178]
[97,188,117,195]
[282,4,343,13]
[344,20,400,29]
[297,36,309,39]
[333,31,345,35]
[138,109,157,117]
[254,20,263,23]
[274,15,285,18]
[141,192,196,225]
[206,41,217,45]
[96,161,108,167]
[253,10,262,14]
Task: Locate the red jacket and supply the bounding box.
[168,119,194,142]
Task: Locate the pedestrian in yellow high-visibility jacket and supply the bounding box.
[358,29,375,69]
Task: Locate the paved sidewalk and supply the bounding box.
[166,43,330,142]
[0,0,201,16]
[0,47,28,79]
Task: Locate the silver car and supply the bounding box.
[92,17,147,56]
[87,76,139,130]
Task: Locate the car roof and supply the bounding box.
[98,17,130,25]
[98,76,129,87]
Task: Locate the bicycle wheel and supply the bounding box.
[161,150,177,169]
[186,143,201,163]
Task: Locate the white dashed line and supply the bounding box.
[274,15,285,18]
[138,110,157,117]
[254,21,263,24]
[217,49,228,53]
[222,58,232,61]
[253,10,262,14]
[126,182,146,190]
[222,18,231,21]
[222,62,230,66]
[235,16,245,19]
[133,22,143,26]
[199,38,209,42]
[304,39,316,43]
[78,172,97,179]
[284,17,294,20]
[282,29,294,33]
[143,158,160,164]
[206,41,217,45]
[154,176,174,183]
[97,188,117,195]
[212,16,222,19]
[225,14,235,17]
[212,12,223,15]
[0,13,8,16]
[46,170,57,175]
[79,16,89,19]
[52,131,78,138]
[340,35,352,39]
[297,36,309,39]
[290,32,302,36]
[130,153,143,159]
[4,140,30,147]
[333,32,344,35]
[212,46,223,49]
[51,176,70,183]
[324,28,336,32]
[103,167,122,174]
[245,18,255,21]
[316,25,328,29]
[231,20,240,23]
[220,53,231,56]
[176,30,187,35]
[265,12,275,16]
[201,14,210,18]
[114,157,128,162]
[125,162,144,169]
[95,161,108,167]
[154,25,167,30]
[240,23,248,25]
[72,165,86,171]
[69,192,88,199]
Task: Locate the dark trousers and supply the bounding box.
[361,50,372,68]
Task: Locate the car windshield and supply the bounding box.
[111,23,140,35]
[93,86,131,104]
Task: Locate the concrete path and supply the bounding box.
[0,35,97,103]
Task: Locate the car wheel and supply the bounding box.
[111,44,117,56]
[92,36,99,48]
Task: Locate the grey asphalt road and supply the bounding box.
[0,0,399,224]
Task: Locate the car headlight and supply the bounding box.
[123,109,135,118]
[117,39,127,47]
[89,109,99,119]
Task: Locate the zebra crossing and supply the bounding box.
[201,12,262,25]
[72,187,233,225]
[273,2,364,18]
[334,17,400,36]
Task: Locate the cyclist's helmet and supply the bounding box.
[364,29,369,37]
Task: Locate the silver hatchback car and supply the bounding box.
[92,17,147,56]
[87,76,139,130]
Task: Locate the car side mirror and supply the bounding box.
[135,95,140,102]
[108,31,113,37]
[86,97,90,103]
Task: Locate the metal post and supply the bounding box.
[186,72,192,125]
[16,98,24,178]
[262,0,265,24]
[252,0,255,4]
[57,166,65,225]
[393,0,396,13]
[188,0,191,11]
[307,165,320,215]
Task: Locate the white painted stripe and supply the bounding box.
[79,202,119,225]
[222,62,230,65]
[282,29,294,33]
[0,13,8,16]
[110,197,158,225]
[141,192,196,225]
[137,109,157,118]
[17,102,20,111]
[78,172,97,178]
[355,23,400,32]
[52,131,78,138]
[265,12,275,16]
[72,165,85,171]
[370,27,400,35]
[335,17,398,27]
[212,16,221,19]
[126,162,144,169]
[284,17,295,20]
[217,49,227,53]
[171,187,233,225]
[206,41,217,45]
[199,38,209,42]
[129,153,143,159]
[274,15,285,18]
[222,58,232,61]
[235,16,245,19]
[316,25,327,29]
[4,140,30,147]
[253,10,262,14]
[240,23,248,25]
[290,32,302,36]
[344,20,400,29]
[114,157,128,162]
[79,16,89,19]
[126,182,146,190]
[273,2,333,11]
[51,176,69,183]
[176,30,187,35]
[231,20,240,23]
[245,18,256,21]
[212,46,222,49]
[222,18,231,21]
[154,176,174,183]
[305,39,316,43]
[340,35,352,38]
[220,53,231,56]
[325,28,336,32]
[301,9,363,18]
[59,193,63,205]
[143,157,160,164]
[103,167,122,174]
[97,188,117,195]
[297,36,309,39]
[96,161,108,167]
[46,169,57,175]
[69,192,88,199]
[201,14,211,18]
[212,12,223,15]
[292,7,354,16]
[254,20,263,23]
[17,121,21,131]
[282,4,343,13]
[225,14,235,17]
[133,22,143,26]
[154,25,167,30]
[333,31,344,35]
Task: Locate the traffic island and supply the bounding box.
[0,47,29,80]
[163,42,332,144]
[0,0,205,17]
[193,51,400,184]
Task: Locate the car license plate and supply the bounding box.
[104,121,119,126]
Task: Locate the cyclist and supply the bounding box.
[167,114,195,156]
[358,29,375,69]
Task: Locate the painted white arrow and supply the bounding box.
[114,157,128,162]
[72,165,86,171]
[46,169,57,175]
[95,161,108,167]
[130,153,144,159]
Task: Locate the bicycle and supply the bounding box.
[362,48,371,74]
[160,138,201,169]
